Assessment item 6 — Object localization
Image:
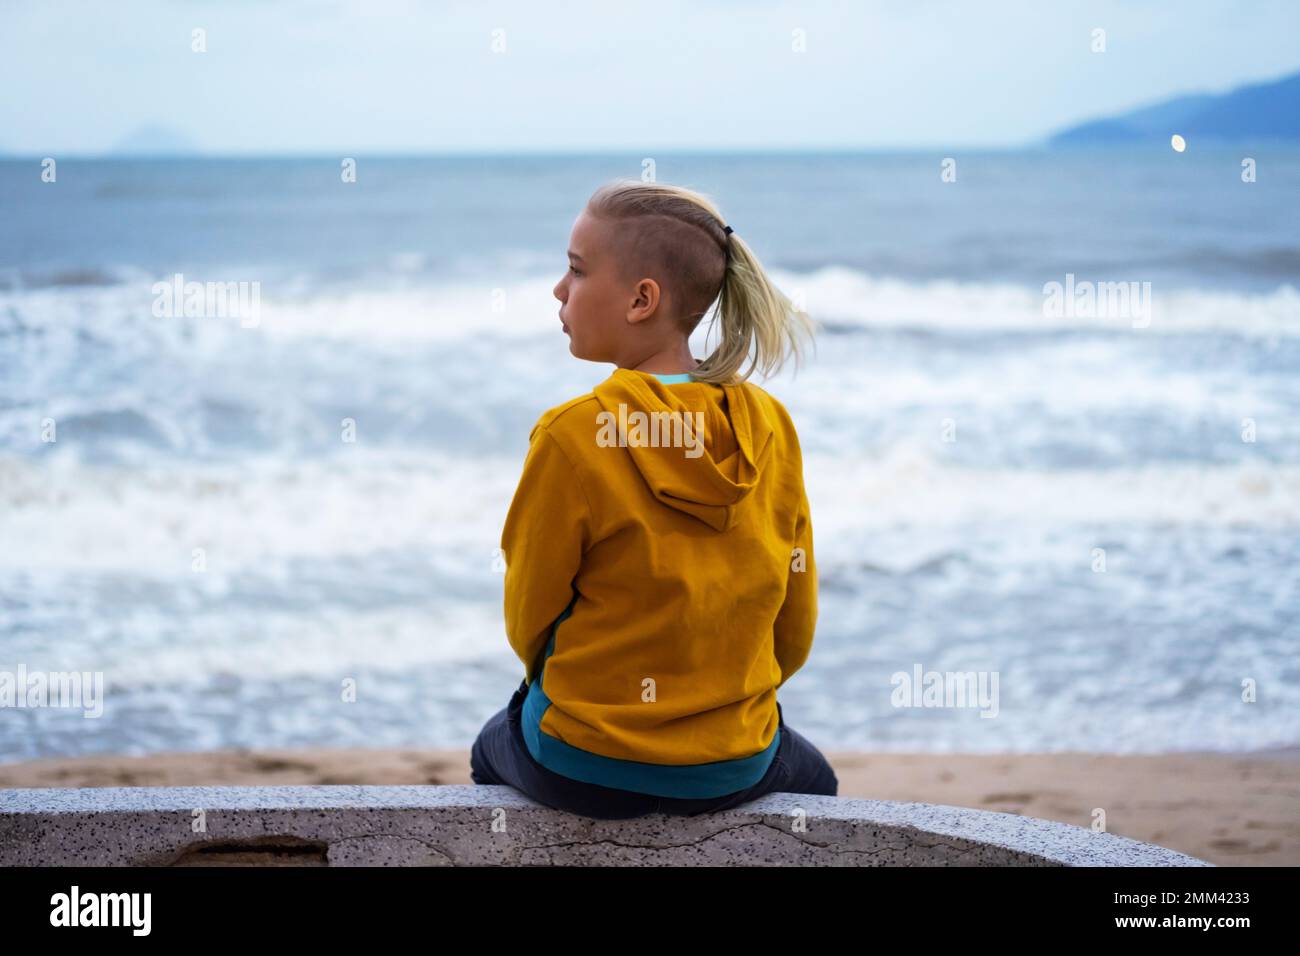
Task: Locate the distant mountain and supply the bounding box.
[1048,71,1300,146]
[110,124,200,156]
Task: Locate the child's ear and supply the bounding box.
[628,278,661,321]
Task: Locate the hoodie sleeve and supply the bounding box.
[500,423,593,685]
[773,442,817,689]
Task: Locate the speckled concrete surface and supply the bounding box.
[0,785,1213,866]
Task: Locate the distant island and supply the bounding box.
[1047,70,1300,145]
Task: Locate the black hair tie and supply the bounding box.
[722,225,734,236]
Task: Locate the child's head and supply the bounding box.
[554,179,817,385]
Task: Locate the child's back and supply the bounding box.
[501,366,816,799]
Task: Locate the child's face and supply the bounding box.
[554,208,653,364]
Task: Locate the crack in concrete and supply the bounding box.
[512,819,964,862]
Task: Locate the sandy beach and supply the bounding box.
[1,748,1295,866]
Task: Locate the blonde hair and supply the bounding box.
[586,179,818,386]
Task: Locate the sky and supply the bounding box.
[2,0,1299,155]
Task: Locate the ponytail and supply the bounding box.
[586,179,818,386]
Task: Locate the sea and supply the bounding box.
[1,149,1297,761]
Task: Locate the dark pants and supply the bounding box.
[470,679,838,820]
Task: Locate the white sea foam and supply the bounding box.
[249,269,1300,342]
[809,448,1300,528]
[0,452,519,574]
[3,447,1295,576]
[6,268,1294,348]
[775,267,1300,337]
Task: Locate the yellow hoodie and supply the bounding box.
[499,366,817,799]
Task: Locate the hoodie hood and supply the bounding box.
[592,368,775,531]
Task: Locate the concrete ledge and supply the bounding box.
[0,785,1213,866]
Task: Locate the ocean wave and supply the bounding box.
[1,267,1297,344]
[2,451,1295,576]
[783,267,1300,338]
[0,452,519,574]
[807,445,1300,536]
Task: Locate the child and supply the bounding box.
[470,179,838,819]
